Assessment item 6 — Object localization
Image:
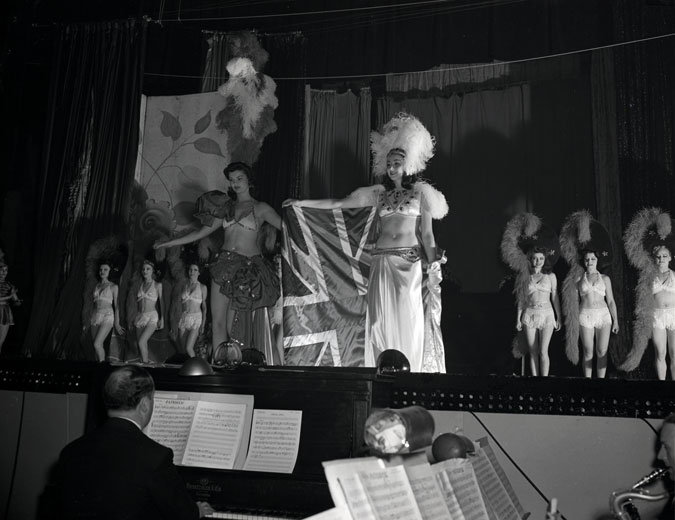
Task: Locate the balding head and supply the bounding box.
[103,366,155,428]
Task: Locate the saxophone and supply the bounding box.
[609,467,670,519]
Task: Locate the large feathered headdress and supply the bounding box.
[371,113,435,177]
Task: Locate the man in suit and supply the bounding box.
[54,365,214,519]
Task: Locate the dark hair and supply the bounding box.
[382,173,419,191]
[527,246,553,274]
[224,162,256,200]
[186,262,201,275]
[102,366,154,411]
[96,260,116,281]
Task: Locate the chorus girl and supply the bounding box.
[135,260,163,363]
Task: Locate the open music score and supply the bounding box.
[243,409,303,473]
[319,442,526,520]
[146,392,302,473]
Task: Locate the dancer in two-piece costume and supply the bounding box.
[286,113,448,372]
[90,261,124,362]
[501,213,562,376]
[177,262,208,358]
[134,259,164,363]
[155,162,281,359]
[621,207,675,379]
[560,210,618,378]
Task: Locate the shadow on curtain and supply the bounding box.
[24,20,146,358]
[305,87,372,199]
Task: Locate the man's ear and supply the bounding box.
[139,395,153,417]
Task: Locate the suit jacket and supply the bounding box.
[54,417,199,520]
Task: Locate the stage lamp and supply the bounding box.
[178,356,215,376]
[376,349,410,376]
[364,405,434,455]
[211,341,242,367]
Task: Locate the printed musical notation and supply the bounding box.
[146,392,254,470]
[243,409,302,474]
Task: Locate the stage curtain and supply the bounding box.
[305,87,372,199]
[610,0,675,378]
[590,48,632,369]
[375,58,596,375]
[23,20,146,358]
[201,30,307,209]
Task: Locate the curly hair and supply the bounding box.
[224,162,257,200]
[382,173,419,191]
[527,246,554,274]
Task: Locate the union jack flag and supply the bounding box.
[281,205,378,366]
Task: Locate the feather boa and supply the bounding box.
[500,212,541,358]
[559,210,594,365]
[619,207,668,371]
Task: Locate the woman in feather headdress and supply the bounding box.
[501,213,562,376]
[560,211,618,378]
[621,208,675,380]
[285,113,448,372]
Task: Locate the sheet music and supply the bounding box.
[323,457,385,508]
[437,459,490,520]
[472,448,520,520]
[433,465,465,520]
[183,400,248,469]
[404,463,453,520]
[243,409,302,473]
[357,465,423,520]
[477,438,526,517]
[146,397,198,465]
[338,475,378,520]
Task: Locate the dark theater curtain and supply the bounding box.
[609,1,675,378]
[374,57,597,375]
[24,20,146,358]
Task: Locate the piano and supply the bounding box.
[140,365,376,519]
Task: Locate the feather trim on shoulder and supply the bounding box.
[417,181,449,220]
[348,184,384,207]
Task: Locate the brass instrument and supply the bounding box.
[609,467,670,520]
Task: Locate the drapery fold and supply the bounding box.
[305,87,372,199]
[24,20,146,358]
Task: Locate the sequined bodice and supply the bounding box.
[377,188,421,218]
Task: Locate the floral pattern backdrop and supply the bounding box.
[136,92,231,232]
